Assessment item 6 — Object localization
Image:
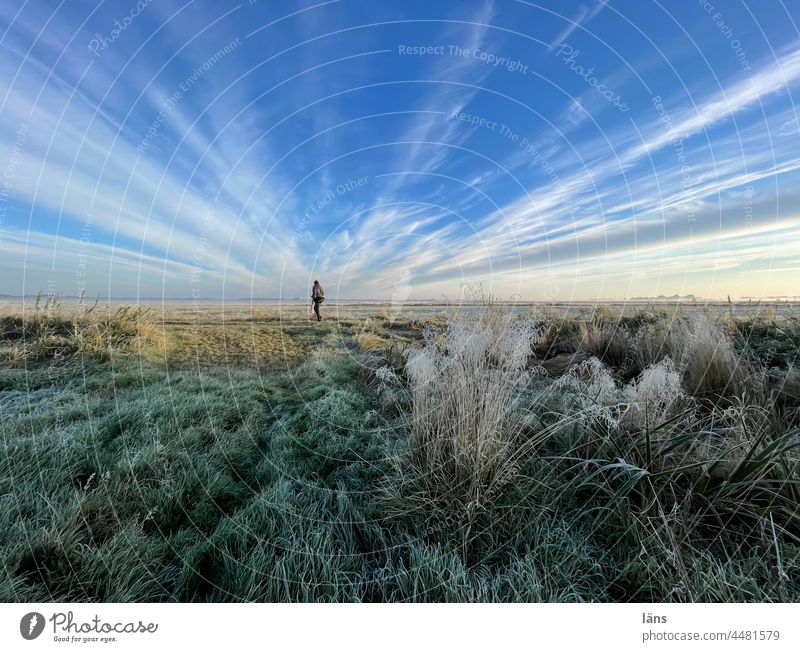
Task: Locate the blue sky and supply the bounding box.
[0,0,798,300]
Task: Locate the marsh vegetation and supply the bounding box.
[1,295,798,601]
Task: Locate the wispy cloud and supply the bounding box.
[547,0,609,50]
[0,1,797,299]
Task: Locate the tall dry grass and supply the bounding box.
[634,313,752,398]
[378,299,558,566]
[386,303,541,519]
[0,293,162,362]
[384,300,799,592]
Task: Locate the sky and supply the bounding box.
[0,0,798,301]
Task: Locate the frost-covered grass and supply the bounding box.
[1,300,798,601]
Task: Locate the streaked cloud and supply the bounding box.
[0,1,797,300]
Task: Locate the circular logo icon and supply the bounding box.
[20,612,45,640]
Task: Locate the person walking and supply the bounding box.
[311,280,324,321]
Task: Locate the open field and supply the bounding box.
[1,297,799,601]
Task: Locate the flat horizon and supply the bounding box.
[1,293,798,304]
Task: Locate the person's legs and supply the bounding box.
[313,300,321,321]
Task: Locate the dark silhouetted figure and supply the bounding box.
[311,280,324,321]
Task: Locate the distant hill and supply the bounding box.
[628,294,697,301]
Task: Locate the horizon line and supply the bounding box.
[1,294,798,304]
